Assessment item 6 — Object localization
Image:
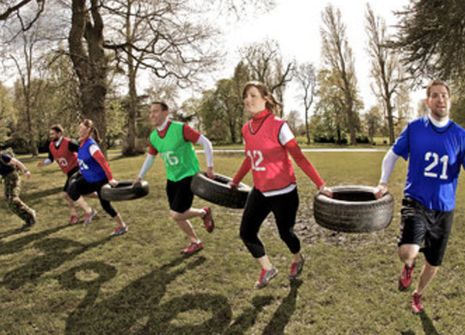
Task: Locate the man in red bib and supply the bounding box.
[37,124,90,224]
[231,81,332,288]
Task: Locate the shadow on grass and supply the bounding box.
[225,295,274,335]
[1,236,111,290]
[0,227,24,240]
[61,255,234,335]
[0,224,71,256]
[262,279,303,335]
[401,311,441,335]
[23,186,63,202]
[419,312,440,335]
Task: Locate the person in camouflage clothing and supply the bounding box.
[1,151,36,230]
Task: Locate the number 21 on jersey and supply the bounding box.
[424,152,448,180]
[247,150,266,171]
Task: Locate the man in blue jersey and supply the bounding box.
[375,80,465,314]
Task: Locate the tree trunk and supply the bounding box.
[25,99,38,156]
[124,68,138,155]
[386,97,395,145]
[68,0,108,150]
[336,126,342,144]
[122,0,138,156]
[305,109,310,145]
[228,118,236,144]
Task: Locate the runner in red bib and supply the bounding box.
[37,124,91,224]
[231,81,332,288]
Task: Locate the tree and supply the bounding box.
[392,0,465,83]
[315,69,346,144]
[365,4,404,145]
[240,39,294,117]
[7,17,50,155]
[103,0,218,155]
[364,105,383,144]
[0,0,45,31]
[285,110,303,136]
[295,62,316,144]
[321,5,361,145]
[67,0,110,151]
[1,0,276,151]
[0,83,17,144]
[393,80,412,135]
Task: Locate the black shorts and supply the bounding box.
[398,197,453,266]
[166,176,194,213]
[63,167,80,192]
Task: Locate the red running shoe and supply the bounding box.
[111,225,128,237]
[202,207,214,233]
[69,214,79,225]
[255,267,278,289]
[411,292,424,314]
[398,262,415,291]
[181,241,204,255]
[289,255,305,280]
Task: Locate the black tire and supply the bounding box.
[313,185,394,233]
[190,172,251,209]
[100,180,149,202]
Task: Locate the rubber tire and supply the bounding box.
[313,185,394,233]
[100,180,150,202]
[190,172,251,209]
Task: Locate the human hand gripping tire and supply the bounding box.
[319,185,333,198]
[206,166,215,179]
[374,183,388,199]
[228,181,238,190]
[133,177,142,188]
[108,178,119,187]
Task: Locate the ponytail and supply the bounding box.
[82,119,101,143]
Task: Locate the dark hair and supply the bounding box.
[242,81,282,114]
[50,124,64,133]
[82,119,101,143]
[151,101,169,111]
[426,80,450,97]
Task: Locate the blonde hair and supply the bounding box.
[242,81,282,114]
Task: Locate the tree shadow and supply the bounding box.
[23,186,63,202]
[145,292,233,334]
[1,236,111,290]
[0,227,25,240]
[419,312,440,335]
[62,255,233,335]
[224,295,274,335]
[0,224,71,256]
[262,279,303,335]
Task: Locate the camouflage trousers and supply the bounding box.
[3,171,35,224]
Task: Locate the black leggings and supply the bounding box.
[240,187,300,258]
[67,174,118,218]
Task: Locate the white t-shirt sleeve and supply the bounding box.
[89,144,100,156]
[138,154,156,179]
[278,123,295,145]
[379,149,400,184]
[196,135,214,167]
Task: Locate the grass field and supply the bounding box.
[1,151,465,334]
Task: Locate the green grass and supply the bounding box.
[1,152,465,334]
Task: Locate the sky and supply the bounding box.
[207,0,424,119]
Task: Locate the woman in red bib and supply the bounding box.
[231,81,332,288]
